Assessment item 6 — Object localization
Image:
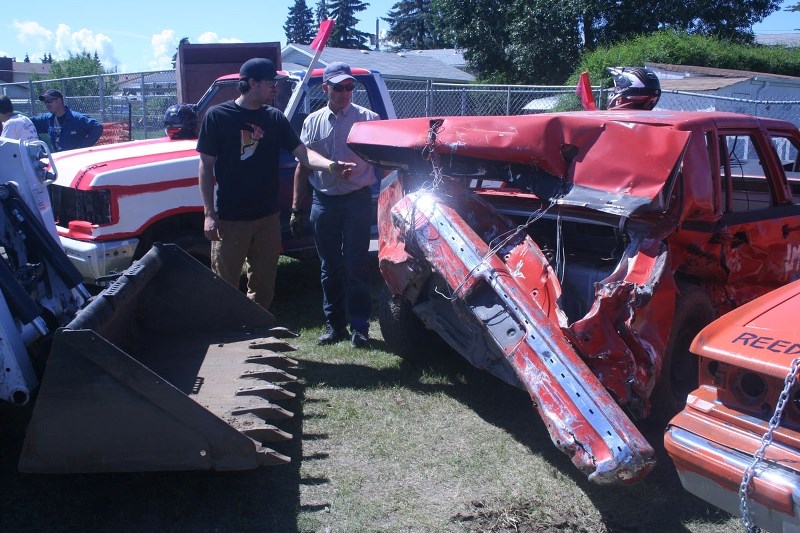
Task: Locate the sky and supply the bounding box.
[3,0,800,74]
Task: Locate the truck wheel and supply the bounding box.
[378,286,443,361]
[650,286,715,422]
[158,231,211,268]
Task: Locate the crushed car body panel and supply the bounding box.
[351,110,800,485]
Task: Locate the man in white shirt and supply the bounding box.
[0,96,39,142]
[292,62,380,348]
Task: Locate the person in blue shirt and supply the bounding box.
[31,89,103,151]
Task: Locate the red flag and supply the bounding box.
[310,19,335,51]
[576,71,597,111]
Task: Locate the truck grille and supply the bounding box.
[48,184,112,226]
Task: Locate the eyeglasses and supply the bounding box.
[330,84,355,93]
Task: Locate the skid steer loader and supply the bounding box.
[0,137,298,473]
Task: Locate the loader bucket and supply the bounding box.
[19,243,298,473]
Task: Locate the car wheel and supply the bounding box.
[650,285,715,422]
[378,286,443,361]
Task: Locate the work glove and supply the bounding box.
[290,208,306,238]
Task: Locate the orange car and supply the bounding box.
[665,278,800,531]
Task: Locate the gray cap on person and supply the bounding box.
[323,62,355,84]
[239,58,287,81]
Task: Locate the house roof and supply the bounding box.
[400,49,467,70]
[281,44,474,83]
[755,33,800,46]
[647,62,800,92]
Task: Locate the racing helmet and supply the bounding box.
[163,104,198,140]
[606,67,661,110]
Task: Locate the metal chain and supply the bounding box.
[739,356,800,532]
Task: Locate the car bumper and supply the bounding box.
[665,397,800,533]
[59,235,139,286]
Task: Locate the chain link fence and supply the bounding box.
[4,71,800,144]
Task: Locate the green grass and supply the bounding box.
[0,254,742,532]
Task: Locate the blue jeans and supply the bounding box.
[310,186,372,333]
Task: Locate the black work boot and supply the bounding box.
[317,324,349,345]
[350,329,370,349]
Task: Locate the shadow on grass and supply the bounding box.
[272,255,734,532]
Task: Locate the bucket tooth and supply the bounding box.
[245,353,300,367]
[236,383,296,400]
[242,424,293,443]
[256,447,291,466]
[232,404,294,420]
[248,339,297,352]
[265,327,301,339]
[232,412,293,441]
[240,366,298,382]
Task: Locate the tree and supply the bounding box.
[328,0,371,49]
[433,0,783,84]
[23,54,30,63]
[315,0,329,23]
[383,0,452,50]
[285,0,316,44]
[48,51,113,96]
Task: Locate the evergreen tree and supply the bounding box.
[285,0,316,44]
[315,0,328,24]
[384,0,451,50]
[328,0,371,49]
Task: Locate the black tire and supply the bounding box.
[378,286,443,361]
[650,285,716,422]
[157,230,211,268]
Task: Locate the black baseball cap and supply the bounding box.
[39,89,64,101]
[239,58,287,81]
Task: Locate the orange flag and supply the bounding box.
[575,71,597,111]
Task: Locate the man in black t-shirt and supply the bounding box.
[197,58,354,312]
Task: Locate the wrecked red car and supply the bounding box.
[347,111,800,485]
[665,278,800,532]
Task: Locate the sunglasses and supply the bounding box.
[329,84,355,93]
[43,98,58,104]
[259,79,279,87]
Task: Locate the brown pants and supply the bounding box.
[211,212,280,310]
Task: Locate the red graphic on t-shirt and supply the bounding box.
[240,123,264,160]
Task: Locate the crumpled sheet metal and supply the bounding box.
[388,188,656,484]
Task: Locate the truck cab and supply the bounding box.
[47,68,395,285]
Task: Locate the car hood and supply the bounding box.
[348,113,691,217]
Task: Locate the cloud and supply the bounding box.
[12,20,120,69]
[12,20,54,61]
[197,32,244,45]
[149,29,177,70]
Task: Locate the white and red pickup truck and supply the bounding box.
[47,68,396,285]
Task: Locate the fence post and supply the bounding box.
[426,80,432,117]
[461,86,467,116]
[28,80,35,114]
[506,86,511,115]
[99,75,106,122]
[141,73,148,138]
